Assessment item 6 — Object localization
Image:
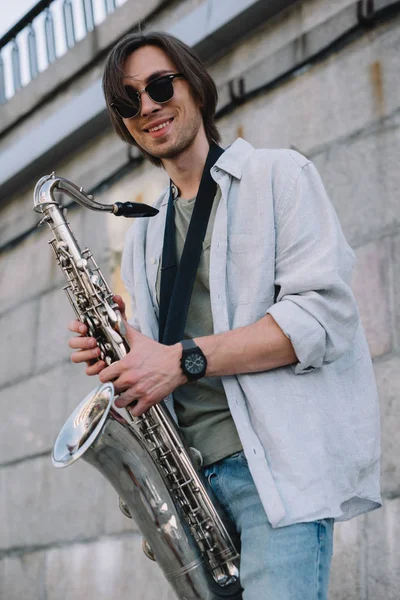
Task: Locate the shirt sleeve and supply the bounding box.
[266,157,359,374]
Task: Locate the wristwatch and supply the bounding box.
[180,339,207,381]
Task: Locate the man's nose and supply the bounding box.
[140,91,161,117]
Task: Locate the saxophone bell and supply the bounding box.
[52,382,114,467]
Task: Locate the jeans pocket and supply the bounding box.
[207,471,217,487]
[229,451,249,468]
[226,451,245,461]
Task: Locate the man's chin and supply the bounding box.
[136,139,171,159]
[149,137,197,161]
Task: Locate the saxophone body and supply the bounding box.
[34,174,242,600]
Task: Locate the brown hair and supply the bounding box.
[102,31,220,167]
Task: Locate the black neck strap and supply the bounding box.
[158,143,224,345]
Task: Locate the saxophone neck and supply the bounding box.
[33,172,112,215]
[34,172,159,218]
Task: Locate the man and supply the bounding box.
[68,32,381,599]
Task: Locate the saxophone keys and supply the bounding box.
[76,258,88,270]
[118,497,132,518]
[104,302,118,325]
[116,311,127,336]
[142,538,157,562]
[90,272,102,287]
[107,328,123,345]
[38,215,51,227]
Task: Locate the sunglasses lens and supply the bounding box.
[114,87,140,119]
[114,103,137,119]
[147,78,174,103]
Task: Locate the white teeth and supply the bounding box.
[149,120,171,132]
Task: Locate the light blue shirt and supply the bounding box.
[121,138,381,528]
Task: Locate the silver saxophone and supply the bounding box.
[34,173,242,600]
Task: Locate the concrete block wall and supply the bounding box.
[0,1,399,598]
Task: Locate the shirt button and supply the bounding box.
[150,257,156,265]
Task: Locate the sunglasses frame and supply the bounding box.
[111,73,184,119]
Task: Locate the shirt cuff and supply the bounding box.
[267,300,326,374]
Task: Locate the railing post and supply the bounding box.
[63,0,76,49]
[0,54,6,104]
[82,0,95,33]
[104,0,116,16]
[44,7,57,64]
[28,24,39,80]
[11,40,22,94]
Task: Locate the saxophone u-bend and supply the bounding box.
[34,173,242,600]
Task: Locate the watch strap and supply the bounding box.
[181,339,198,352]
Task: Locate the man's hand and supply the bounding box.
[67,294,184,415]
[68,295,126,376]
[98,326,185,416]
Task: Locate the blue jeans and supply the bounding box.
[203,451,334,600]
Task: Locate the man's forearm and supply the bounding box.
[98,313,297,413]
[193,314,298,378]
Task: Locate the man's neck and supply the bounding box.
[162,135,210,200]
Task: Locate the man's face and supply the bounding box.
[120,45,204,161]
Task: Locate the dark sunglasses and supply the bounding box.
[111,73,184,119]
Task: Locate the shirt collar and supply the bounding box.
[160,137,255,205]
[212,137,255,180]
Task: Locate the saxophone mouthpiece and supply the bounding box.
[112,202,159,218]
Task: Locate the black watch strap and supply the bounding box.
[181,339,198,352]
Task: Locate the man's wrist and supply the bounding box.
[171,342,188,385]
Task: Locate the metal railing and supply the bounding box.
[0,0,123,104]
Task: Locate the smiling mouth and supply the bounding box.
[145,118,173,133]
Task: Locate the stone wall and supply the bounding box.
[0,1,399,598]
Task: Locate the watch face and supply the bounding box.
[184,352,206,375]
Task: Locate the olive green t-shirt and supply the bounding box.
[156,189,242,466]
